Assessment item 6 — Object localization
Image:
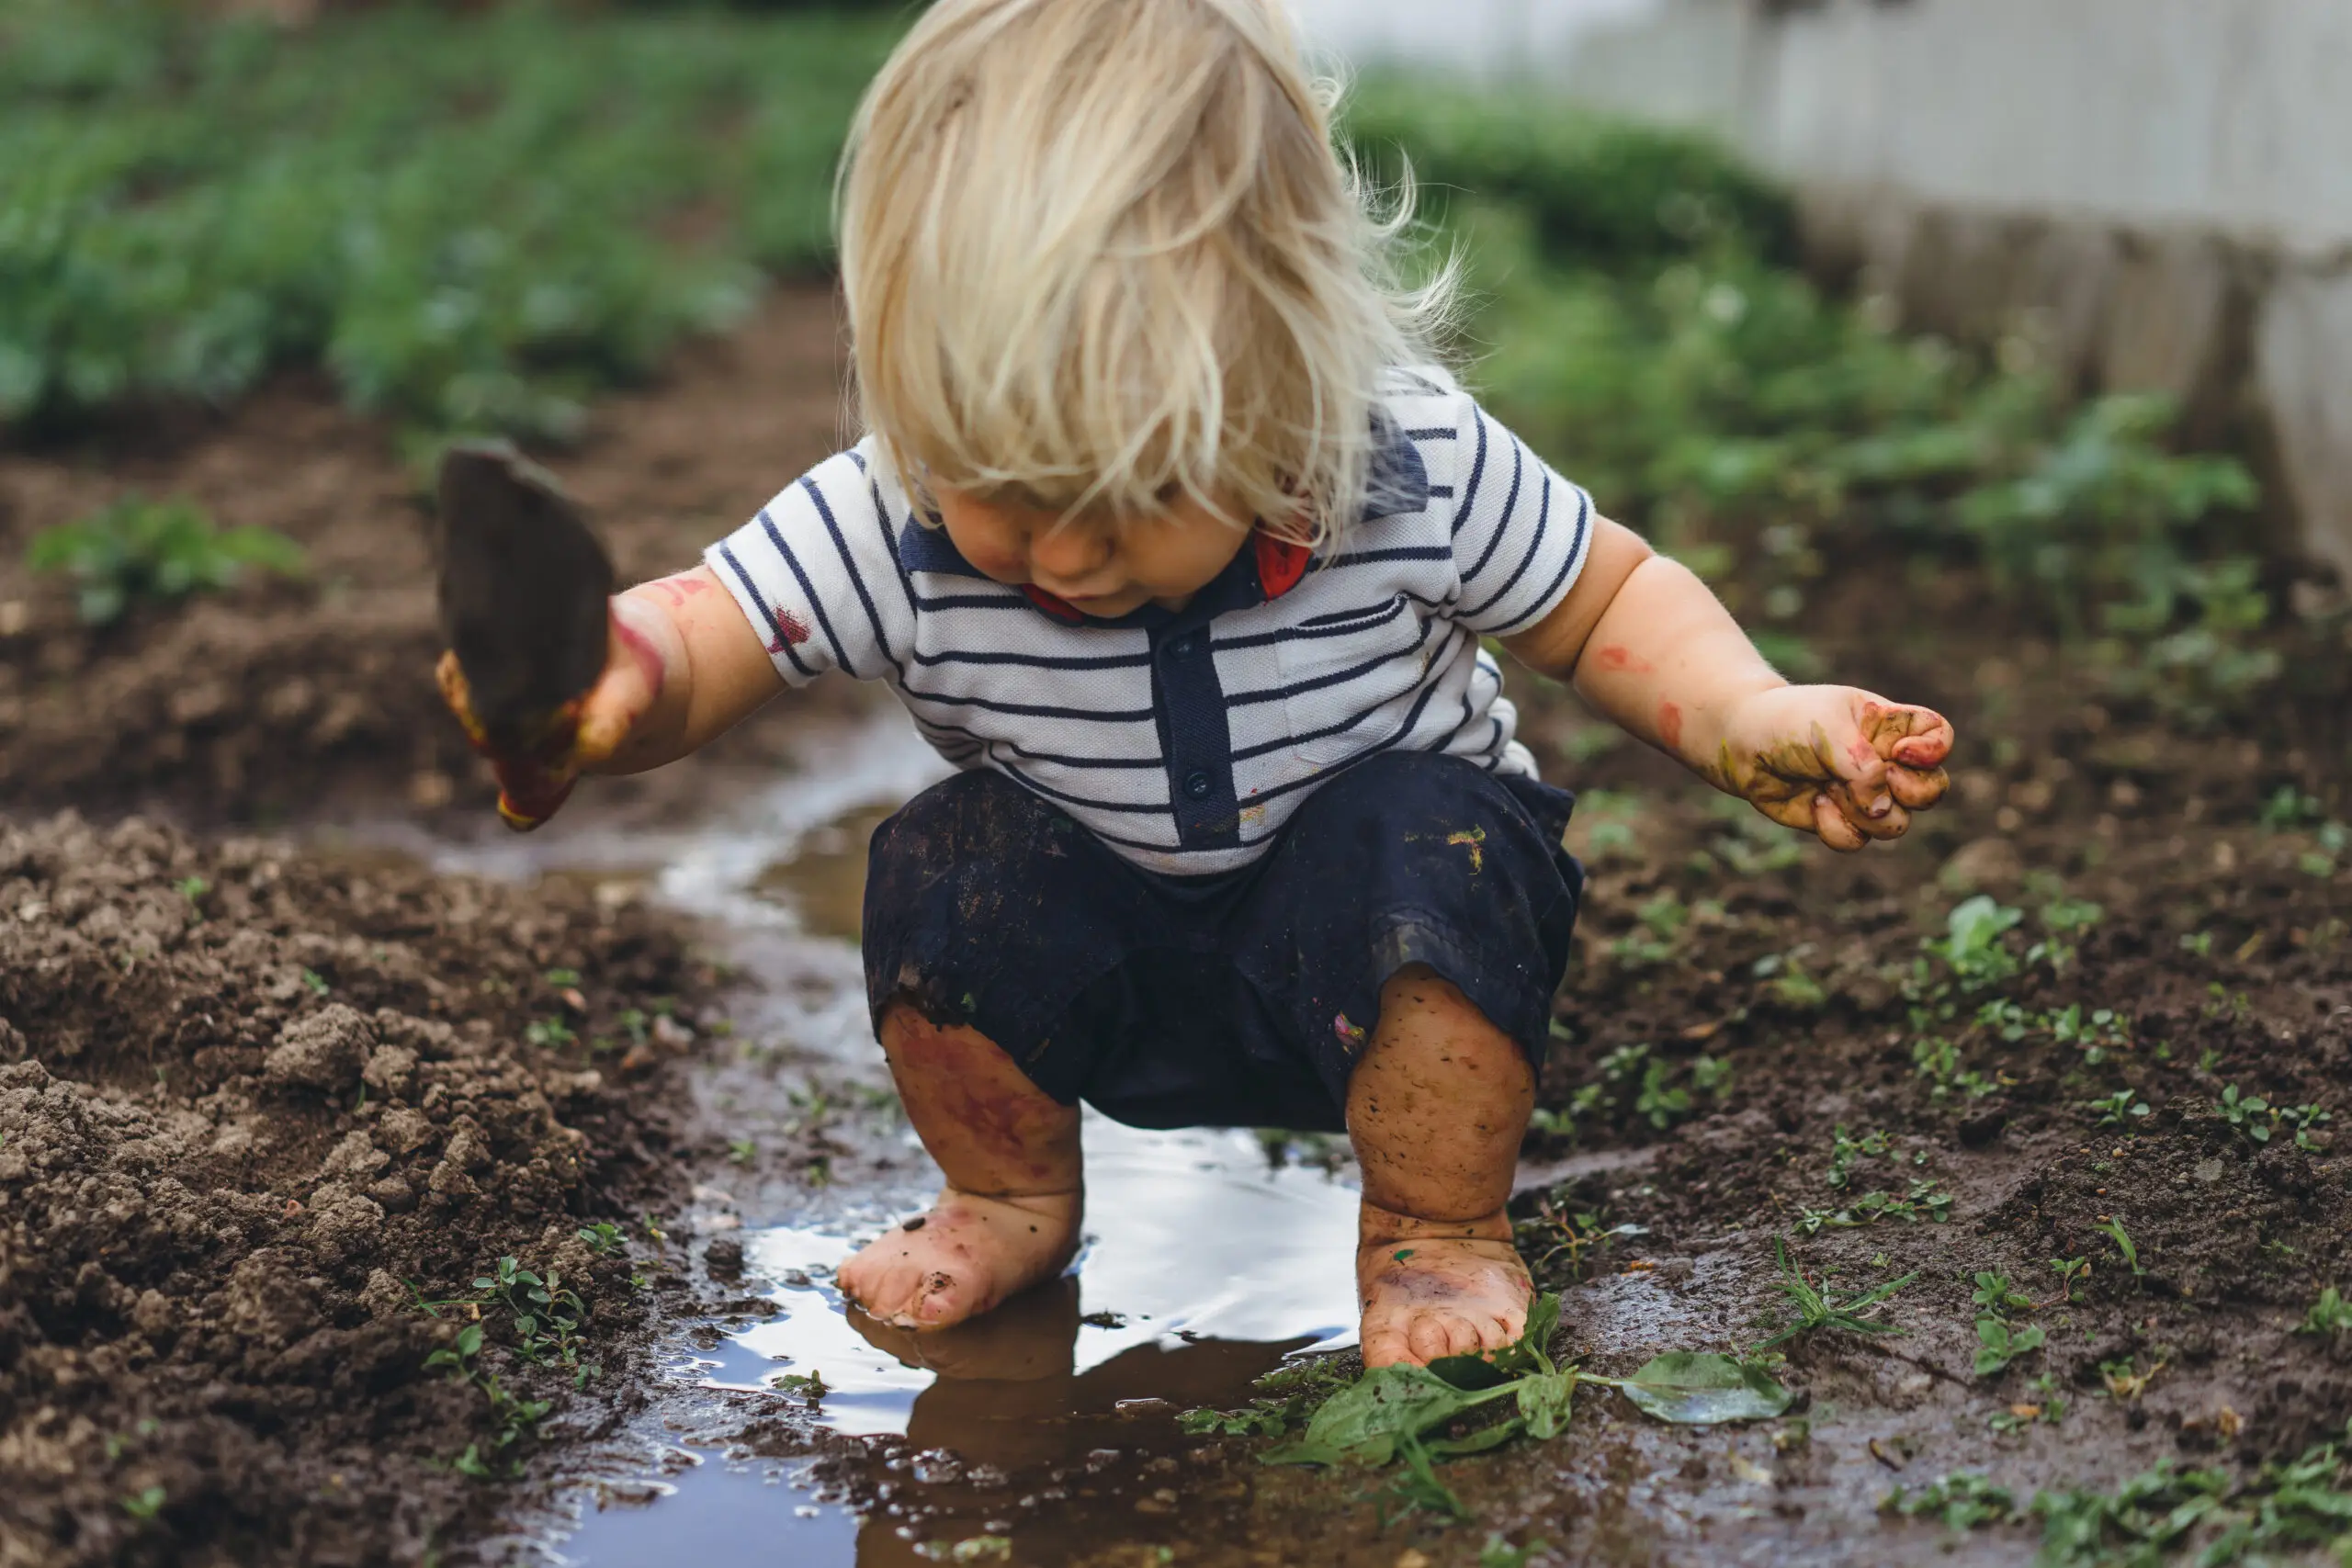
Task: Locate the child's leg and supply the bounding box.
[1350,964,1537,1368]
[837,1005,1084,1329]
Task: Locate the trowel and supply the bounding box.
[432,440,615,831]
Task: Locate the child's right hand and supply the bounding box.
[434,592,675,830]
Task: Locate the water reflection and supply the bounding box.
[566,1107,1363,1565]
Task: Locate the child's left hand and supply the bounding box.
[1714,685,1953,852]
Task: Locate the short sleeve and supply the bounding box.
[704,440,916,686]
[1448,399,1594,637]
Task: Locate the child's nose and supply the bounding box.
[1028,524,1109,582]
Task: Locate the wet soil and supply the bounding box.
[4,283,2350,1566]
[0,811,721,1568]
[0,285,862,829]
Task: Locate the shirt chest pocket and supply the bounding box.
[1274,595,1432,767]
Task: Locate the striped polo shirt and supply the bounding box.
[706,369,1592,875]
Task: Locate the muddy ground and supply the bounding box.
[3,283,2349,1566]
[0,813,726,1568]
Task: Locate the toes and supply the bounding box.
[1362,1322,1414,1370]
[1404,1314,1458,1365]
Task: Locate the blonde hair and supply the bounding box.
[836,0,1453,546]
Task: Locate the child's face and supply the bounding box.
[933,485,1250,618]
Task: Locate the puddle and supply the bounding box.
[564,1116,1360,1566]
[345,705,1368,1566]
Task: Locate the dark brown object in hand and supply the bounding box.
[434,442,615,830]
[434,441,614,752]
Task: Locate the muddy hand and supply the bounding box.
[1716,686,1953,852]
[435,597,668,830]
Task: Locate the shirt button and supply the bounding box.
[1169,635,1198,659]
[1182,770,1214,800]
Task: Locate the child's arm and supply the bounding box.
[438,565,782,784]
[1503,518,1953,851]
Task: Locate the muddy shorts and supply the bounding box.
[860,752,1582,1133]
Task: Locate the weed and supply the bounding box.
[1180,1357,1352,1440]
[1933,897,2026,987]
[770,1370,828,1403]
[575,1222,626,1258]
[1611,893,1688,968]
[2097,1216,2144,1276]
[727,1136,756,1167]
[1971,1271,2033,1316]
[2220,1084,2274,1144]
[1756,1240,1916,1347]
[119,1485,167,1521]
[1752,950,1828,1010]
[2098,1353,2168,1403]
[2282,1103,2334,1152]
[1793,1179,1955,1234]
[1882,1472,2016,1532]
[524,1018,575,1047]
[1826,1125,1892,1190]
[2299,1287,2352,1339]
[1478,1533,1542,1568]
[1973,1318,2047,1379]
[1516,1202,1646,1281]
[2084,1089,2151,1128]
[2023,1434,2352,1566]
[26,496,304,626]
[2044,1258,2091,1305]
[1989,1374,2069,1435]
[300,967,330,997]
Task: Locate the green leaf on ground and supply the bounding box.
[1260,1364,1519,1468]
[1595,1353,1794,1425]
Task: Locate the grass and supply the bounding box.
[1755,1240,1917,1348]
[26,495,303,625]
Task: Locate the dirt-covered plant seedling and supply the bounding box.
[2026,1433,2352,1567]
[1180,1357,1354,1439]
[1756,1241,1917,1348]
[1973,1317,2046,1379]
[1988,1373,2069,1435]
[575,1222,627,1258]
[2220,1084,2275,1144]
[1825,1125,1891,1190]
[1250,1293,1789,1520]
[1881,1472,2016,1533]
[2097,1217,2144,1276]
[1970,1272,2033,1316]
[2299,1287,2352,1340]
[2084,1088,2151,1128]
[26,496,305,626]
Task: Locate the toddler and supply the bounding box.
[442,0,1951,1368]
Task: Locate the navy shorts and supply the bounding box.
[860,753,1582,1133]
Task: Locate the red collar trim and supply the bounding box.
[1254,530,1311,599]
[1019,584,1089,624]
[1020,528,1308,624]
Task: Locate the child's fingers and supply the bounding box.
[1861,699,1954,769]
[1888,761,1950,811]
[1812,792,1869,852]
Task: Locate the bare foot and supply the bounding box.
[1356,1205,1533,1368]
[837,1187,1082,1330]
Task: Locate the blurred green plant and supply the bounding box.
[25,494,303,625]
[0,0,894,442]
[1349,85,2276,721]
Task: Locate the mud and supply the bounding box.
[4,280,2349,1564]
[0,812,718,1568]
[0,286,862,827]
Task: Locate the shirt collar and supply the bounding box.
[894,416,1430,626]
